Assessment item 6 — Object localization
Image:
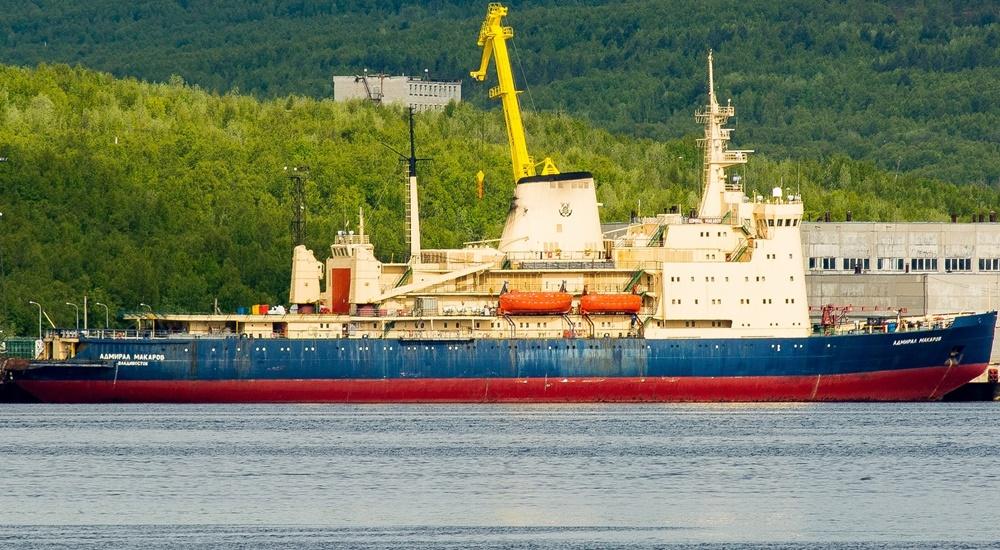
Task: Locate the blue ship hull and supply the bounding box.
[9,312,996,402]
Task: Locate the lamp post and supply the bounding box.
[94,302,110,329]
[66,302,79,331]
[28,300,42,339]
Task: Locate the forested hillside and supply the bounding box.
[2,0,998,184]
[1,65,998,334]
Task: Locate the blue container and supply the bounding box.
[236,307,249,315]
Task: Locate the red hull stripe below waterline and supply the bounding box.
[16,364,985,403]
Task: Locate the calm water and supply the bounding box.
[1,403,999,548]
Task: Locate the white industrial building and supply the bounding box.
[332,73,461,111]
[800,222,1000,362]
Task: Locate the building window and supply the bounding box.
[877,257,905,271]
[980,258,1000,271]
[944,258,971,272]
[911,258,938,272]
[821,257,836,270]
[842,258,869,271]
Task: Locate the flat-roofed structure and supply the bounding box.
[332,73,461,112]
[801,221,1000,276]
[801,222,1000,363]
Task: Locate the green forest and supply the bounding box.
[1,64,999,334]
[1,0,998,184]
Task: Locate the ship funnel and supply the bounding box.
[497,172,603,257]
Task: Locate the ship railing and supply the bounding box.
[612,259,681,272]
[499,282,648,294]
[515,260,617,270]
[687,216,725,224]
[721,151,747,163]
[810,312,959,336]
[505,250,610,262]
[354,307,499,318]
[46,328,200,340]
[398,329,475,341]
[334,234,370,245]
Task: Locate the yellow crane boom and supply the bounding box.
[470,3,558,183]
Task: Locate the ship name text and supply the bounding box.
[892,336,942,346]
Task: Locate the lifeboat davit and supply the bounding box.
[499,291,572,315]
[580,293,642,314]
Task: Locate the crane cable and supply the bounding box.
[509,38,538,115]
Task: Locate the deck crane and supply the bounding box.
[470,3,559,183]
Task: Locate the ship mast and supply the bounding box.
[696,50,751,219]
[288,166,307,246]
[470,3,558,183]
[405,107,423,264]
[383,108,428,264]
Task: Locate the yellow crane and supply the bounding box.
[471,3,559,183]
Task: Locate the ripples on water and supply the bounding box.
[1,404,998,548]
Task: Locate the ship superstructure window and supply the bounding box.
[768,219,774,226]
[843,258,869,271]
[944,258,971,272]
[979,258,1000,271]
[911,258,938,271]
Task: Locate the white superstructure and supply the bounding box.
[163,52,812,342]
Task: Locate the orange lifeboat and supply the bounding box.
[499,291,572,315]
[580,293,642,314]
